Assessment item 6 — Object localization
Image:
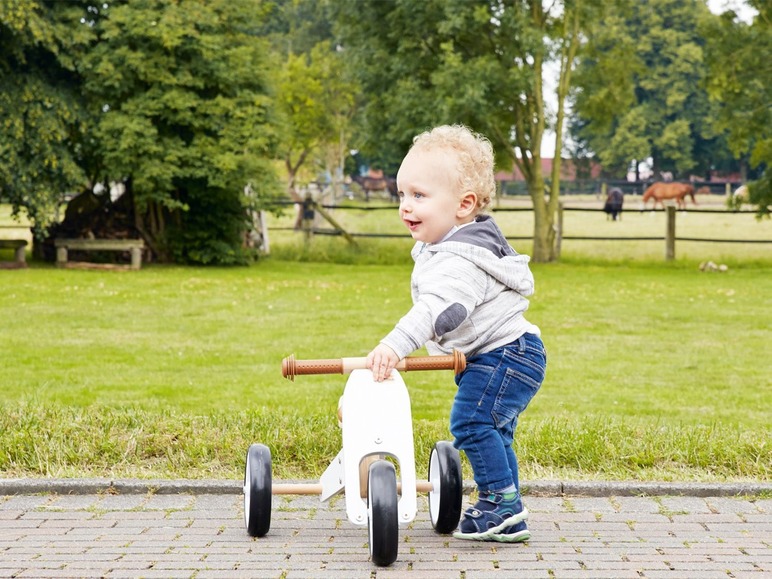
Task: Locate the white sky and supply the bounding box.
[706,0,757,21]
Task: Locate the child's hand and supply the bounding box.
[366,344,400,382]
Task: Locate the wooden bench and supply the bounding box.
[0,239,28,268]
[55,238,145,270]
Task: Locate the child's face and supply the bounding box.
[396,148,472,244]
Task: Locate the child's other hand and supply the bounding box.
[366,344,400,382]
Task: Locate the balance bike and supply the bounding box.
[243,351,466,566]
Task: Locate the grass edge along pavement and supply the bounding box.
[0,404,769,483]
[1,477,771,499]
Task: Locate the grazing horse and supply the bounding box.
[352,175,399,202]
[642,182,698,210]
[603,187,624,221]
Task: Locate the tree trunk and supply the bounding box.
[528,170,556,263]
[286,153,308,230]
[504,148,556,263]
[538,2,579,264]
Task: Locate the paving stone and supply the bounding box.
[142,494,196,511]
[47,495,102,511]
[0,495,53,511]
[96,494,148,511]
[0,487,769,577]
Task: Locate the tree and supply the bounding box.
[703,1,771,217]
[332,0,599,263]
[570,0,730,179]
[0,0,94,242]
[276,42,357,200]
[80,0,282,263]
[261,0,358,207]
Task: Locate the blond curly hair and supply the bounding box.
[409,124,496,212]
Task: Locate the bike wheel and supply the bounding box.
[367,459,398,566]
[428,441,462,534]
[244,443,272,537]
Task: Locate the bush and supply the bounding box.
[166,185,255,265]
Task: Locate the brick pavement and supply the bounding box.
[0,485,770,578]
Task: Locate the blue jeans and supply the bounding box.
[449,333,546,495]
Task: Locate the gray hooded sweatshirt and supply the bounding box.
[381,215,540,359]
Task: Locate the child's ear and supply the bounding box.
[457,192,478,218]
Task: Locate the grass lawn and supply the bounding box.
[1,258,769,483]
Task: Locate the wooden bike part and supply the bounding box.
[272,480,433,497]
[282,349,466,381]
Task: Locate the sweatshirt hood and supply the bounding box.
[419,214,535,295]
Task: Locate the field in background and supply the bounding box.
[3,195,769,264]
[265,193,771,264]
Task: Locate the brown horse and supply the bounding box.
[642,182,698,210]
[352,175,398,202]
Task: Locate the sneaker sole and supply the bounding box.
[490,528,530,543]
[452,508,529,541]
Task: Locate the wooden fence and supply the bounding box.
[273,200,770,262]
[555,204,770,261]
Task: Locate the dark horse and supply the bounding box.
[603,187,624,221]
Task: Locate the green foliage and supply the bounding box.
[571,0,726,177]
[252,1,359,197]
[703,3,771,218]
[166,185,255,265]
[80,0,281,263]
[331,0,602,262]
[1,0,283,264]
[0,0,93,238]
[84,0,278,198]
[276,40,358,191]
[2,0,766,263]
[332,0,513,166]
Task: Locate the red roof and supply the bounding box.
[496,158,603,181]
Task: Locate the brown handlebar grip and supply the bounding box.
[282,350,466,380]
[400,350,466,374]
[282,354,344,381]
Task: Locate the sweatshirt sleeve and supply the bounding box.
[380,254,486,359]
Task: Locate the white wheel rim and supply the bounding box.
[243,451,251,528]
[367,472,375,556]
[428,449,440,525]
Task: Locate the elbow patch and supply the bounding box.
[435,303,468,336]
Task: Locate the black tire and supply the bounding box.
[367,460,399,566]
[244,443,272,537]
[428,441,463,534]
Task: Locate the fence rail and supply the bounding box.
[269,200,769,262]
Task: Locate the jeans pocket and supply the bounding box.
[491,367,542,430]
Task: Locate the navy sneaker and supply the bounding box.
[453,492,529,541]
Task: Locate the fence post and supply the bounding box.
[556,202,563,260]
[665,205,676,261]
[302,194,315,245]
[259,210,270,254]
